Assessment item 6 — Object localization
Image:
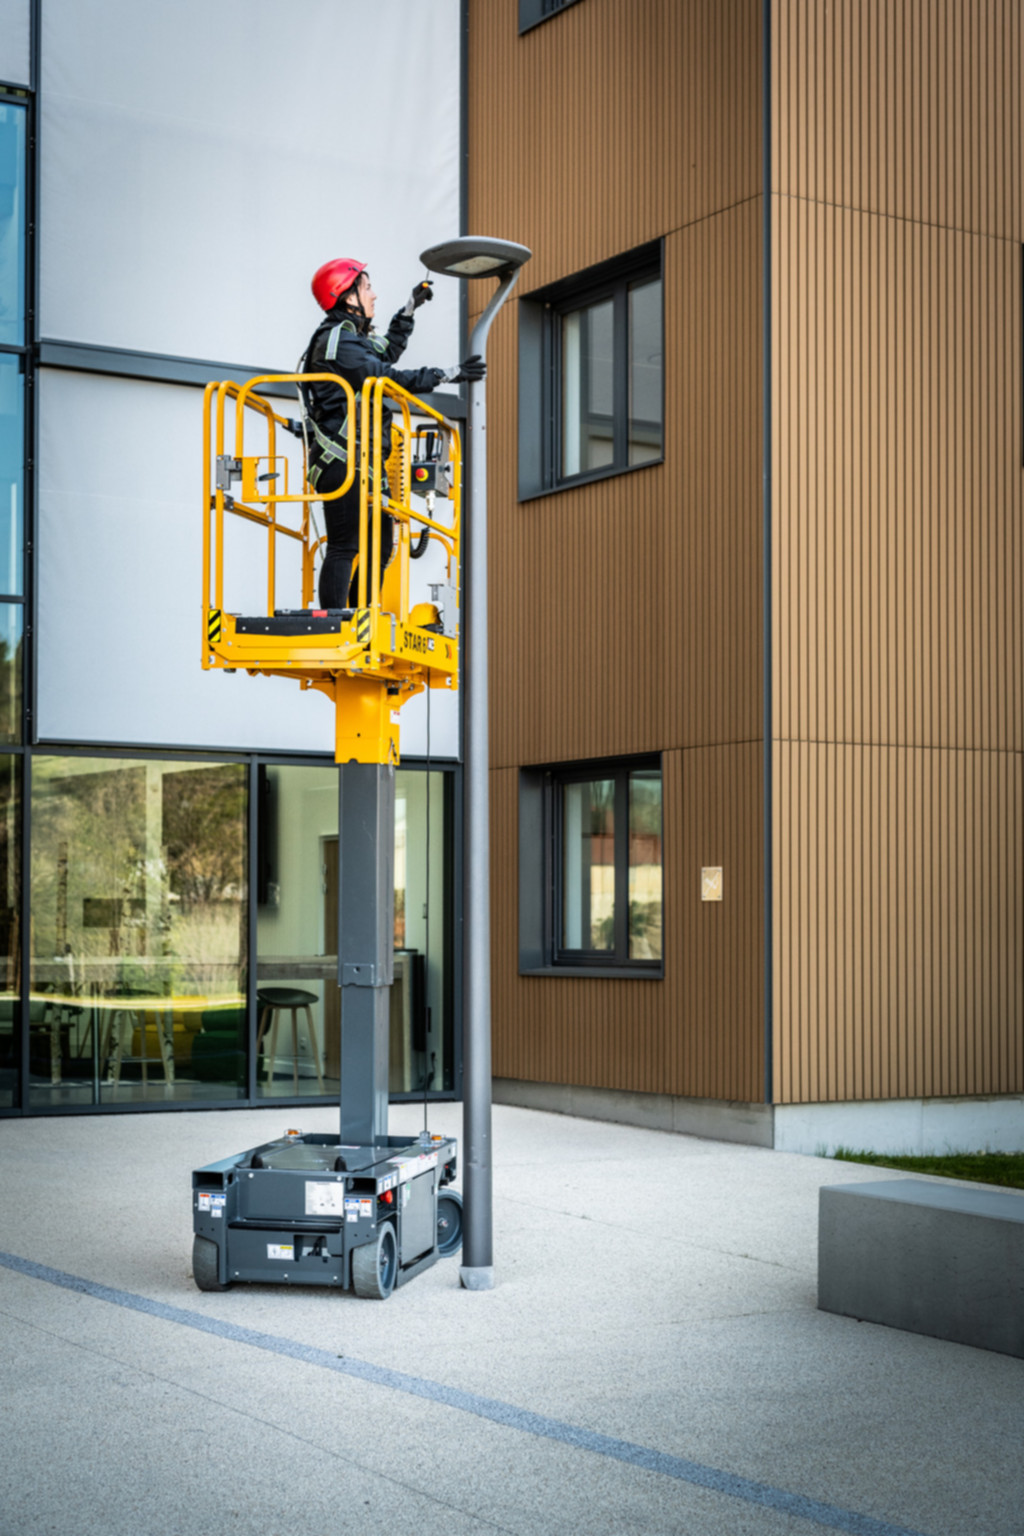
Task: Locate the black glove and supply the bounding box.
[402,280,434,316]
[449,354,486,383]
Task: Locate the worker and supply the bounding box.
[303,258,483,610]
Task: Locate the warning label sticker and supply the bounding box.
[267,1244,293,1261]
[386,1152,439,1186]
[197,1192,226,1218]
[344,1196,374,1222]
[306,1181,346,1217]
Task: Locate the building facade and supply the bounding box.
[0,0,466,1117]
[473,0,1023,1153]
[3,0,1020,1155]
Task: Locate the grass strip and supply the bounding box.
[831,1148,1024,1190]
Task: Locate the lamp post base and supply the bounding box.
[459,1265,496,1291]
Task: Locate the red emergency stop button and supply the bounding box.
[415,467,429,481]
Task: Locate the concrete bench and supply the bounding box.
[818,1178,1024,1358]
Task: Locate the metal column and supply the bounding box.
[460,271,520,1289]
[337,763,395,1146]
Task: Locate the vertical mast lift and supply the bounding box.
[192,373,462,1299]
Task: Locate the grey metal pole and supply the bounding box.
[337,763,394,1147]
[460,269,520,1290]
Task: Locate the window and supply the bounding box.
[0,101,27,348]
[519,244,663,498]
[0,98,27,747]
[520,758,663,975]
[28,756,248,1108]
[518,0,585,33]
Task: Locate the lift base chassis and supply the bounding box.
[192,1133,457,1293]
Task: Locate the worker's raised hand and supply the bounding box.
[447,355,486,383]
[403,280,434,316]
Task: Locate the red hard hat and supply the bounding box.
[311,258,367,311]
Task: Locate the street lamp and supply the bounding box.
[421,236,532,1291]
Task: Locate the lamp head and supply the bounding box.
[419,236,532,279]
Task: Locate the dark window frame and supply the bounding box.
[518,0,585,35]
[518,241,664,502]
[519,755,664,979]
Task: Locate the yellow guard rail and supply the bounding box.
[202,374,461,764]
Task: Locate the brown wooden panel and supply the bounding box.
[492,745,763,1104]
[772,199,1023,753]
[771,0,1024,242]
[485,204,764,771]
[773,741,1024,1104]
[468,0,763,303]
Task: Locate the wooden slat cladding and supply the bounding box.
[773,742,1023,1104]
[492,746,763,1102]
[468,0,763,301]
[771,0,1024,243]
[470,0,766,1105]
[771,0,1024,1104]
[488,205,764,770]
[771,201,1023,752]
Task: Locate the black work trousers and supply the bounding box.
[315,461,394,610]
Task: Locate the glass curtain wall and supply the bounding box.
[28,757,248,1107]
[0,91,27,1105]
[255,763,451,1102]
[0,100,25,732]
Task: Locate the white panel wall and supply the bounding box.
[39,0,461,372]
[35,0,462,760]
[0,0,31,87]
[37,368,459,756]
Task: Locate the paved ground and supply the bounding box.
[1,1101,1021,1536]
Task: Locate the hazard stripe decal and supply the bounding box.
[207,609,222,644]
[356,609,371,646]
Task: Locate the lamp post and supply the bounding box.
[420,236,532,1290]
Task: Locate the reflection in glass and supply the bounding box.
[562,298,614,477]
[29,758,248,1106]
[0,103,26,347]
[255,763,337,1100]
[0,354,22,596]
[0,755,20,1107]
[562,778,615,951]
[628,769,662,960]
[0,601,20,744]
[256,764,452,1100]
[394,769,450,1093]
[629,279,663,465]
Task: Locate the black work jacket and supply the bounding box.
[301,307,443,486]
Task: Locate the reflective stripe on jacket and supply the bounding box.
[302,309,444,487]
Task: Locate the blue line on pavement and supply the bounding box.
[0,1249,934,1536]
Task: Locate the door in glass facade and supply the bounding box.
[255,763,452,1101]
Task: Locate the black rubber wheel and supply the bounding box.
[436,1189,463,1257]
[192,1235,231,1292]
[351,1222,398,1299]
